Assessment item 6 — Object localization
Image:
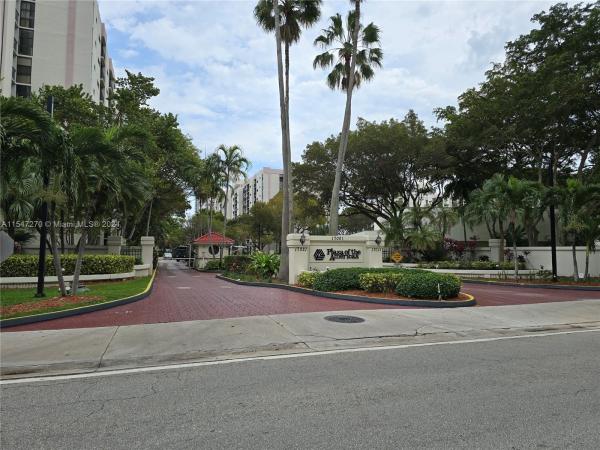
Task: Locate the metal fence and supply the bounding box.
[121,246,142,263]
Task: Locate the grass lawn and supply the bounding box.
[0,276,151,320]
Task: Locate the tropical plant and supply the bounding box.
[553,179,600,281]
[249,251,281,279]
[405,226,441,257]
[313,2,382,234]
[485,175,543,279]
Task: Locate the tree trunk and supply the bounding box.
[512,221,519,280]
[221,172,229,264]
[49,203,66,296]
[328,0,361,236]
[584,244,590,279]
[498,221,505,262]
[284,41,294,234]
[572,240,579,282]
[71,224,89,295]
[145,198,153,236]
[274,0,290,281]
[60,210,65,253]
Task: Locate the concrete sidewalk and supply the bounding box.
[2,300,599,378]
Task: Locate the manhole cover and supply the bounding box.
[324,315,365,324]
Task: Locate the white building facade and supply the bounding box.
[0,0,114,104]
[226,168,284,220]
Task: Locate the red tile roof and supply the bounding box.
[193,232,235,245]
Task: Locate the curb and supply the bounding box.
[463,279,600,291]
[0,269,157,329]
[216,275,476,308]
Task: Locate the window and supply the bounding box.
[18,29,34,55]
[20,1,35,28]
[16,84,32,98]
[16,57,32,84]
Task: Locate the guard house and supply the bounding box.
[193,232,234,269]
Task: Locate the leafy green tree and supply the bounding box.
[313,2,382,234]
[295,113,452,242]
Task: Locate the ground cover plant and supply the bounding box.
[0,276,151,319]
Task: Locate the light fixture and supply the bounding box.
[375,232,382,246]
[300,231,306,246]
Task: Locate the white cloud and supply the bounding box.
[99,0,568,174]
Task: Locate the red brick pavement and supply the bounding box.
[5,261,600,332]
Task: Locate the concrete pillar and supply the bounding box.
[364,232,384,268]
[140,236,155,266]
[106,235,124,255]
[488,239,505,262]
[287,233,309,284]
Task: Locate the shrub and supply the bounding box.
[358,272,405,293]
[0,254,135,277]
[396,271,461,299]
[297,271,318,288]
[312,267,415,292]
[203,260,223,271]
[249,252,280,279]
[223,255,252,274]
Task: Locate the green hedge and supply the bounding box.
[203,260,223,271]
[417,260,525,270]
[0,254,136,277]
[297,271,318,288]
[396,271,461,299]
[312,267,419,292]
[358,272,405,293]
[223,255,252,274]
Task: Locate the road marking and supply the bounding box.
[2,328,598,385]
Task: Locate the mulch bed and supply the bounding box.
[1,295,104,317]
[333,290,471,302]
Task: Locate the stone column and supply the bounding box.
[140,236,155,266]
[287,233,310,284]
[364,232,384,268]
[106,235,124,255]
[488,238,505,262]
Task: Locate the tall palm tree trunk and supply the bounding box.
[584,244,590,279]
[145,198,153,236]
[221,172,230,264]
[49,203,66,296]
[284,41,294,233]
[274,0,290,281]
[572,240,579,282]
[72,219,90,296]
[329,0,361,235]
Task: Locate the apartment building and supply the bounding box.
[0,0,114,104]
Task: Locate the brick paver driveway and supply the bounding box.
[6,260,600,332]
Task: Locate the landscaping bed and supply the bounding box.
[465,277,600,289]
[0,276,152,321]
[219,260,475,306]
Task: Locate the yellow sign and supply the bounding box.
[391,252,403,263]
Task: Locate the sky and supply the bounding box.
[98,0,564,175]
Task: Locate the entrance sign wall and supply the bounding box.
[287,232,383,284]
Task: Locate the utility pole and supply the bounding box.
[548,149,558,282]
[35,96,53,297]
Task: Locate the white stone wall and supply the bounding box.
[287,232,383,284]
[475,244,600,277]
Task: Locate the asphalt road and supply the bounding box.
[2,330,599,449]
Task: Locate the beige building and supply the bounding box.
[0,0,114,104]
[227,167,284,220]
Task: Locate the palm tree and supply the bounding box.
[255,0,321,281]
[69,125,151,294]
[554,179,600,281]
[485,175,542,279]
[313,2,382,234]
[217,144,249,260]
[406,226,441,257]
